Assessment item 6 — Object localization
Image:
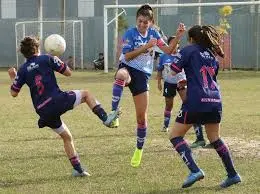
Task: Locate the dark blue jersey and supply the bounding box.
[171,44,222,112]
[11,54,67,111]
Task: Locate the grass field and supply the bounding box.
[0,70,259,194]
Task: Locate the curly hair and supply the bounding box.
[136,4,154,21]
[20,36,40,58]
[188,25,224,58]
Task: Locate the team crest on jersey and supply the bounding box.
[27,62,39,72]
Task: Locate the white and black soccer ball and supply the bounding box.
[44,34,66,56]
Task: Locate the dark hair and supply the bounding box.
[188,25,224,58]
[167,36,176,45]
[136,4,153,20]
[20,36,40,58]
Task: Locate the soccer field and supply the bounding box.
[0,70,259,194]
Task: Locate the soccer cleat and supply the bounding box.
[131,148,143,168]
[72,169,90,177]
[220,174,241,188]
[103,109,120,128]
[203,143,214,149]
[161,126,169,132]
[182,169,205,188]
[109,118,119,128]
[190,140,206,148]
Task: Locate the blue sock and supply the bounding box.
[112,79,125,111]
[164,110,171,128]
[69,155,83,173]
[92,104,107,122]
[170,136,200,173]
[136,123,147,149]
[212,138,237,178]
[193,124,204,141]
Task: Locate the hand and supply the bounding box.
[8,67,17,80]
[177,79,187,88]
[146,38,157,49]
[176,23,186,38]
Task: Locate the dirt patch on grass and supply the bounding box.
[193,137,260,159]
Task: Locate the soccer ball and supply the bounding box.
[44,34,66,56]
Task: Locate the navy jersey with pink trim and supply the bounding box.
[119,27,166,75]
[11,55,67,110]
[171,44,222,112]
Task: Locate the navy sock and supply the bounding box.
[112,79,125,111]
[92,104,107,122]
[69,155,83,173]
[170,136,200,173]
[136,123,147,149]
[212,138,237,178]
[164,110,171,128]
[193,124,204,141]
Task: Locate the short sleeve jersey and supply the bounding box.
[171,44,221,112]
[11,55,67,110]
[119,27,166,75]
[157,53,186,84]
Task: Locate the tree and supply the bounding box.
[216,5,233,35]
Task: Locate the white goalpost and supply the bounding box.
[104,1,260,73]
[15,20,84,69]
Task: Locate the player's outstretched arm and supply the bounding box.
[8,67,19,97]
[62,66,72,77]
[159,23,186,54]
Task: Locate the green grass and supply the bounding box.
[0,70,260,194]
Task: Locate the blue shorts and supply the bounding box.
[118,63,150,96]
[175,111,222,124]
[36,91,76,129]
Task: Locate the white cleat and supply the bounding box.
[103,109,120,127]
[72,169,91,177]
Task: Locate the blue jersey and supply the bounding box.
[11,55,67,111]
[171,44,221,112]
[119,27,166,75]
[157,53,186,84]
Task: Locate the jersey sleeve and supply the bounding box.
[153,29,167,48]
[122,30,134,54]
[170,49,187,74]
[10,67,26,93]
[48,55,67,74]
[157,55,164,71]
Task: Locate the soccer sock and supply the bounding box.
[112,79,125,111]
[164,109,171,128]
[212,138,237,178]
[92,104,108,122]
[170,136,200,173]
[69,155,83,173]
[136,123,147,149]
[193,124,204,141]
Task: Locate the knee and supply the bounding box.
[136,115,147,126]
[116,69,129,81]
[60,131,73,143]
[81,90,91,101]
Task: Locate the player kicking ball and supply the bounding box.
[8,36,119,177]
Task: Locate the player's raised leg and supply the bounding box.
[205,123,241,188]
[54,122,90,177]
[131,91,148,167]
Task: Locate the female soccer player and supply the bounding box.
[8,36,118,177]
[169,25,241,188]
[157,36,206,147]
[108,4,185,168]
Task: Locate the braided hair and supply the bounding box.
[188,25,224,58]
[136,4,154,20]
[20,36,40,58]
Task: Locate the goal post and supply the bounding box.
[104,1,260,73]
[15,20,83,69]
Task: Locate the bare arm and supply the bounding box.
[62,66,72,77]
[8,67,19,97]
[159,23,186,54]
